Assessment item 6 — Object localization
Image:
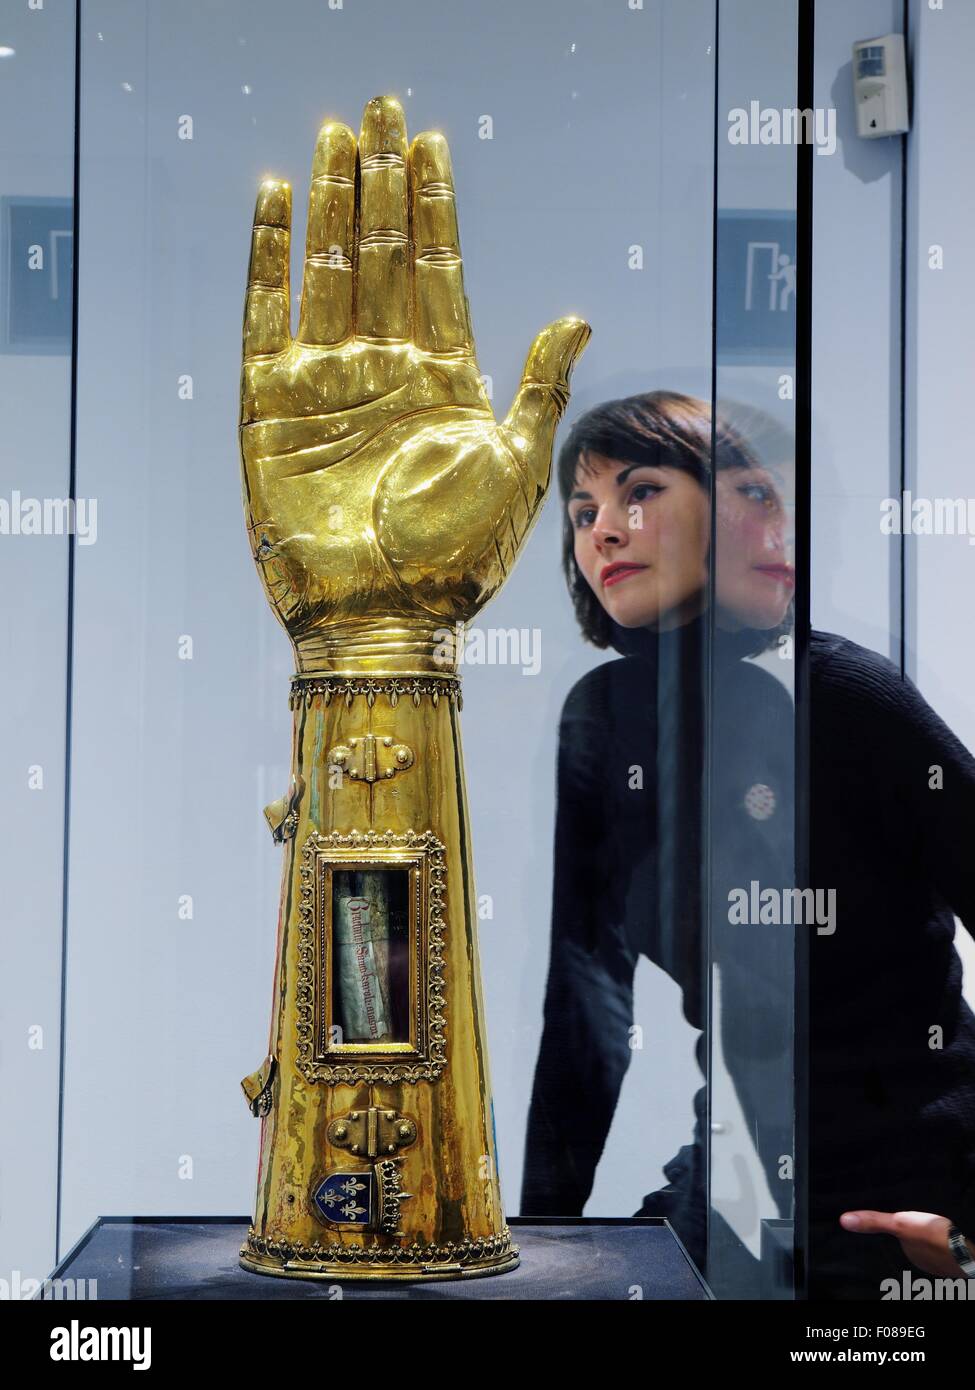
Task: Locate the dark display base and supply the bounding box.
[50,1218,710,1301]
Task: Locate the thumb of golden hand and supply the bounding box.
[501,315,592,489]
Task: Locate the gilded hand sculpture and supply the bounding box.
[238,94,589,1280]
[240,93,591,676]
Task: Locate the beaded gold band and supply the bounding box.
[289,672,463,711]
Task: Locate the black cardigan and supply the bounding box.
[520,621,975,1286]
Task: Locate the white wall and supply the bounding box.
[0,0,74,1290]
[907,0,975,732]
[811,0,975,993]
[811,0,904,652]
[905,0,975,993]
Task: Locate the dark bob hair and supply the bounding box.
[556,390,794,655]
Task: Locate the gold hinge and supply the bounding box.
[326,733,415,784]
[327,1106,417,1158]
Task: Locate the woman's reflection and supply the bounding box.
[715,428,975,1298]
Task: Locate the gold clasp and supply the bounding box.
[327,733,414,784]
[327,1106,417,1158]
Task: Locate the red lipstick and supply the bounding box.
[601,561,648,588]
[754,563,795,588]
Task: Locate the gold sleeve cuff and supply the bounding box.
[291,616,462,677]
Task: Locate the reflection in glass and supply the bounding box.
[711,0,799,1297]
[331,868,410,1045]
[522,386,797,1296]
[709,409,796,1299]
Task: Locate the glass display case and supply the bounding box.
[1,0,801,1301]
[5,0,975,1325]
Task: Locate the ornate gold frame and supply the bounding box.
[296,829,447,1084]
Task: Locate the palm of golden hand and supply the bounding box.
[239,96,590,643]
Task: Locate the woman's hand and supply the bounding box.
[840,1209,974,1278]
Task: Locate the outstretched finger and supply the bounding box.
[501,315,592,488]
[297,121,356,346]
[410,130,472,354]
[839,1210,901,1235]
[243,179,292,360]
[356,95,410,342]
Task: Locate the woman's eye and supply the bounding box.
[740,483,775,505]
[630,482,661,504]
[572,507,596,529]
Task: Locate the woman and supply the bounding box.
[521,390,975,1300]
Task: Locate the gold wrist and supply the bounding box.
[291,616,463,678]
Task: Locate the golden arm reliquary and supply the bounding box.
[236,94,590,1280]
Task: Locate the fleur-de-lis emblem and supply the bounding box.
[313,1171,373,1225]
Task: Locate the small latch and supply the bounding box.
[241,1055,276,1117]
[263,773,305,843]
[326,733,414,784]
[327,1106,417,1158]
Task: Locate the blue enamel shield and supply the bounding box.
[313,1172,373,1225]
